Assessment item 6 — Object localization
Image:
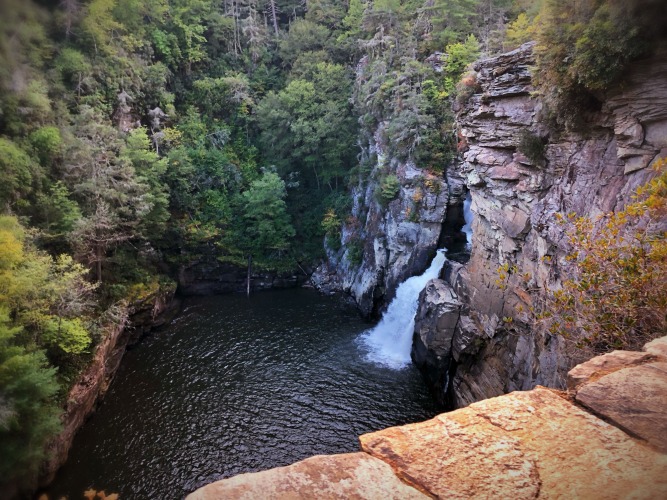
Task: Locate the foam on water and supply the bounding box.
[359,249,448,369]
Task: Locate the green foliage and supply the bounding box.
[35,182,82,239]
[377,174,401,206]
[81,0,123,54]
[339,0,365,41]
[321,208,342,251]
[236,170,295,261]
[121,128,170,241]
[256,62,356,190]
[346,238,364,266]
[0,215,100,485]
[420,0,479,50]
[0,138,35,208]
[0,310,61,484]
[54,48,92,85]
[29,126,62,166]
[569,5,643,91]
[0,217,96,358]
[503,12,535,50]
[0,0,541,485]
[444,35,480,81]
[534,0,663,129]
[517,130,546,166]
[42,317,91,355]
[279,19,332,67]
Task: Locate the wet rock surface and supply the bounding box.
[411,280,463,404]
[189,338,667,499]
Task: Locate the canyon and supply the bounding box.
[316,42,667,408]
[37,41,667,500]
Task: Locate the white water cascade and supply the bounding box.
[462,193,474,249]
[359,249,448,369]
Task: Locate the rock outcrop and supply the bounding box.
[188,337,667,499]
[311,127,450,317]
[188,453,428,500]
[36,285,179,490]
[412,42,667,406]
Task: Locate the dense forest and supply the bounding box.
[1,0,665,491]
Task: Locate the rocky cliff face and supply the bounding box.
[412,43,667,407]
[311,126,451,317]
[178,252,310,295]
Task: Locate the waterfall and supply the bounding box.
[359,250,448,369]
[462,193,474,249]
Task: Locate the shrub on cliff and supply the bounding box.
[376,174,401,206]
[322,208,342,251]
[517,130,546,167]
[537,157,667,355]
[534,0,667,130]
[346,239,364,266]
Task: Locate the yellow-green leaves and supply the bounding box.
[538,158,667,355]
[0,216,95,356]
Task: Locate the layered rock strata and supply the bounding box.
[188,337,667,499]
[413,42,667,406]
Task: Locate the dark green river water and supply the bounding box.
[45,289,440,499]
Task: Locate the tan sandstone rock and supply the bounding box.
[186,452,428,500]
[575,362,667,453]
[644,336,667,360]
[361,387,667,499]
[567,350,656,390]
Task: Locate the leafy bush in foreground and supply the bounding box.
[537,157,667,355]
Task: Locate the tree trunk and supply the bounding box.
[96,245,103,283]
[268,0,279,36]
[247,254,252,297]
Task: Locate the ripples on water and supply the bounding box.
[46,289,440,499]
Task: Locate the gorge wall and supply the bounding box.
[177,252,311,296]
[412,42,667,407]
[311,122,453,317]
[31,285,179,495]
[316,41,667,407]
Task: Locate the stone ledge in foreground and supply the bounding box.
[186,452,428,500]
[187,337,667,499]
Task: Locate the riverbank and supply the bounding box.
[29,259,318,498]
[34,285,181,494]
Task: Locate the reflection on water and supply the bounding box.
[46,289,439,499]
